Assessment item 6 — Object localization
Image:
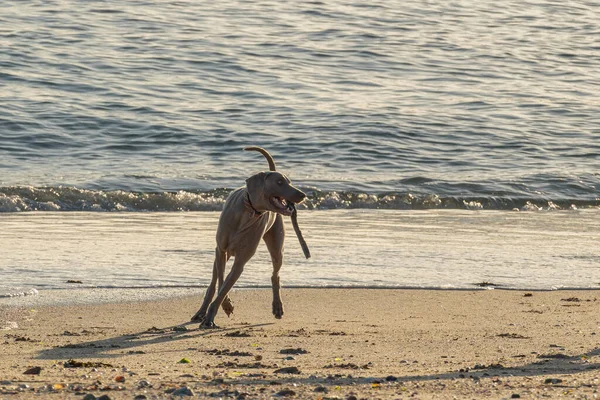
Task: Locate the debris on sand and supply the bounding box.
[170,386,194,396]
[223,330,252,337]
[204,349,253,357]
[474,281,501,288]
[279,348,309,355]
[215,361,273,369]
[274,388,296,397]
[273,366,301,374]
[23,366,42,375]
[172,326,188,332]
[561,297,581,302]
[144,327,165,334]
[497,333,531,339]
[323,363,370,370]
[5,334,35,342]
[64,359,114,368]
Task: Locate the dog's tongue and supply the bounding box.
[289,203,311,259]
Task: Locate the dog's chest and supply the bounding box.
[255,211,277,235]
[223,211,276,254]
[241,211,276,241]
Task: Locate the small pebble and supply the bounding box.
[544,378,563,384]
[284,356,295,361]
[274,366,300,374]
[23,366,42,375]
[171,386,194,396]
[347,396,358,400]
[274,389,296,397]
[82,394,96,400]
[511,394,521,399]
[134,395,147,400]
[97,395,112,400]
[137,380,150,388]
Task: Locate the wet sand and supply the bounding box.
[1,288,600,399]
[3,210,600,294]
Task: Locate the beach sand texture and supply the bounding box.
[2,288,600,399]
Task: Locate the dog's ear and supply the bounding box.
[245,172,268,195]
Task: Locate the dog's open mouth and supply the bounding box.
[270,196,294,216]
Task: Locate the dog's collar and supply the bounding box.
[244,191,262,217]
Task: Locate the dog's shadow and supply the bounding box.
[35,321,273,361]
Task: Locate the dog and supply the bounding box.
[191,146,308,328]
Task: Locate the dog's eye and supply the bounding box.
[277,179,283,185]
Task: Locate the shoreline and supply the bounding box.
[4,284,600,308]
[2,288,600,398]
[3,210,600,292]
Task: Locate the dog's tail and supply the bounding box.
[244,146,276,171]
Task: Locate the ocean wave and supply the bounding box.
[0,286,39,299]
[1,186,598,212]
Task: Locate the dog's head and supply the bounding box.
[246,171,306,216]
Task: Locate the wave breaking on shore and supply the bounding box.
[1,186,598,212]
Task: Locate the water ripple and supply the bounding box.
[0,0,598,204]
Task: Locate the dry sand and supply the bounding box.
[1,289,600,399]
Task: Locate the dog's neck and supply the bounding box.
[244,190,263,217]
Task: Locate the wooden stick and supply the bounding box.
[290,203,311,259]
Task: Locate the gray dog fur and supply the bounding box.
[191,147,307,327]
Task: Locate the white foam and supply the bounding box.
[0,287,39,298]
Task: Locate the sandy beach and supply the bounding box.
[1,288,600,399]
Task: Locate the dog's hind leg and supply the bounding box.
[191,247,226,321]
[219,253,234,316]
[263,214,285,319]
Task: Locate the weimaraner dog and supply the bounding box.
[191,146,310,328]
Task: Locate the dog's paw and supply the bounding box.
[272,301,284,319]
[222,297,234,317]
[190,310,206,322]
[200,320,219,329]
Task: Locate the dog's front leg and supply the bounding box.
[263,214,285,319]
[191,248,225,321]
[201,254,250,328]
[218,253,234,317]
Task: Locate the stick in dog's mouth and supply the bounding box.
[270,196,293,216]
[289,203,311,259]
